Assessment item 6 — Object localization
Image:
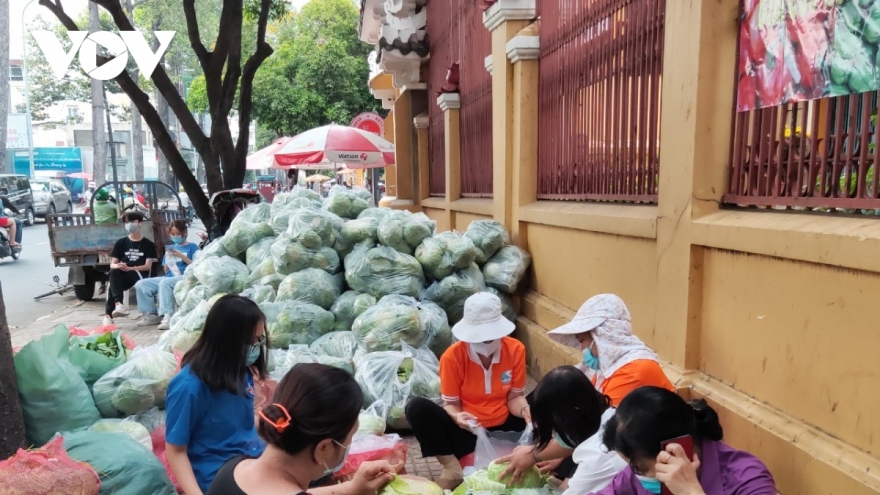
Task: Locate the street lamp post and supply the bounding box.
[21,0,38,179]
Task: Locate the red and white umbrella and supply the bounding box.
[273,124,395,169]
[246,137,292,170]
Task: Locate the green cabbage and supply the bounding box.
[376,296,451,358]
[246,237,276,271]
[245,258,278,287]
[464,220,510,265]
[324,190,371,219]
[271,233,340,275]
[352,303,425,352]
[289,187,324,202]
[378,475,444,495]
[192,256,249,294]
[92,346,176,417]
[486,288,517,323]
[344,245,425,299]
[482,246,532,294]
[286,207,344,248]
[261,301,335,348]
[377,210,434,255]
[177,285,213,315]
[220,222,275,256]
[421,264,486,324]
[358,207,392,222]
[487,461,547,489]
[330,291,377,332]
[415,231,478,280]
[231,203,271,227]
[200,237,234,258]
[270,345,353,379]
[174,270,200,306]
[240,284,276,304]
[335,217,380,259]
[310,331,362,358]
[275,269,342,309]
[88,418,152,450]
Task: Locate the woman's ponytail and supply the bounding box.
[690,399,723,441]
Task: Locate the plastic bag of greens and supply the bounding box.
[421,263,486,324]
[352,302,425,352]
[240,284,276,304]
[92,346,177,417]
[324,189,371,219]
[464,220,510,265]
[485,288,517,323]
[173,269,200,306]
[177,285,214,316]
[344,245,425,299]
[286,207,344,248]
[246,236,276,271]
[330,291,377,332]
[200,237,233,258]
[375,296,451,358]
[483,246,532,294]
[271,233,340,275]
[358,207,391,222]
[221,222,275,256]
[290,186,324,202]
[349,187,375,206]
[378,475,444,495]
[269,346,353,380]
[377,210,434,255]
[334,217,380,259]
[261,301,335,348]
[246,257,278,286]
[88,417,153,450]
[353,343,441,429]
[310,331,362,359]
[63,430,177,495]
[93,199,118,224]
[193,256,249,294]
[14,326,103,446]
[231,203,271,227]
[415,231,478,280]
[69,330,129,388]
[356,400,388,437]
[275,268,342,309]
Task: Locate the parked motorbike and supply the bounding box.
[0,209,21,261]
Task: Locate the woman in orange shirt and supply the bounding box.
[405,292,530,490]
[502,294,674,488]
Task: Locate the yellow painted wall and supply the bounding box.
[452,211,492,231]
[423,207,450,233]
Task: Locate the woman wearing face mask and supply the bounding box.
[206,363,400,495]
[166,295,270,495]
[104,211,158,326]
[498,366,627,494]
[135,220,200,330]
[501,294,675,486]
[405,292,529,490]
[593,386,776,495]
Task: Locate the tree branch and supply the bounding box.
[182,0,210,71]
[235,0,274,160]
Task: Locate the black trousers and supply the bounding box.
[106,270,142,315]
[405,397,527,459]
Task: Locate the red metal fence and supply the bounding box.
[725,89,880,213]
[459,1,494,198]
[536,0,665,202]
[426,0,455,196]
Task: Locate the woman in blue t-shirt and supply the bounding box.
[135,219,199,330]
[165,295,269,495]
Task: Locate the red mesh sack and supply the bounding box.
[0,436,101,495]
[254,377,278,412]
[151,426,182,493]
[69,323,137,351]
[332,434,408,481]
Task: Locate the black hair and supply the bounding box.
[259,363,363,456]
[602,386,723,471]
[122,211,145,222]
[531,366,611,450]
[168,219,188,235]
[182,295,268,394]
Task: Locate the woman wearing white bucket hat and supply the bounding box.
[499,294,674,493]
[405,292,529,490]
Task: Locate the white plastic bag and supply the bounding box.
[470,424,498,471]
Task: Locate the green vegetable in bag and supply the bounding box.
[262,301,336,348]
[275,268,342,309]
[378,475,444,495]
[221,222,275,256]
[421,264,486,324]
[352,303,425,352]
[92,346,177,417]
[344,245,425,299]
[464,220,510,265]
[415,231,477,280]
[231,203,271,228]
[246,237,276,271]
[324,190,371,219]
[482,246,532,294]
[271,233,340,275]
[335,217,380,259]
[286,207,344,248]
[377,210,433,255]
[69,331,129,388]
[330,291,377,332]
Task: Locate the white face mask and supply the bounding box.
[470,339,501,357]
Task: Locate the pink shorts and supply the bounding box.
[0,217,12,228]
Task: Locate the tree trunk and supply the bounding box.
[123,0,144,182]
[151,24,174,189]
[0,281,26,458]
[0,0,9,173]
[89,3,107,183]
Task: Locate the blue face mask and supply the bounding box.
[553,432,573,449]
[582,342,600,370]
[246,344,261,366]
[636,475,662,494]
[171,236,184,245]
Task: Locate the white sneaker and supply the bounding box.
[158,314,172,330]
[102,316,113,326]
[137,313,162,327]
[112,303,130,318]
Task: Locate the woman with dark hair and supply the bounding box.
[499,366,626,494]
[135,219,199,329]
[104,210,158,325]
[593,386,776,495]
[207,363,399,495]
[166,295,270,495]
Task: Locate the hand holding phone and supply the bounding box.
[657,436,697,495]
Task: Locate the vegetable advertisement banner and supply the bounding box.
[737,0,880,112]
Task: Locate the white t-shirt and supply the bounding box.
[562,408,627,495]
[179,192,191,208]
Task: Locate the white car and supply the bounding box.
[31,179,73,218]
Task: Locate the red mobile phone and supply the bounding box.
[659,435,694,495]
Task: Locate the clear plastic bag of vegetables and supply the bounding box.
[464,220,510,265]
[352,302,425,353]
[353,343,441,429]
[173,270,200,306]
[379,475,444,495]
[221,222,275,256]
[310,331,362,359]
[177,285,213,316]
[358,207,391,222]
[420,263,486,324]
[330,291,377,332]
[261,301,335,348]
[286,207,344,248]
[92,345,177,417]
[240,284,276,304]
[275,268,342,309]
[483,246,532,294]
[88,417,153,451]
[200,237,234,258]
[193,256,249,294]
[415,231,478,280]
[375,296,451,358]
[348,187,375,206]
[356,400,388,437]
[335,217,380,259]
[290,186,324,202]
[269,346,354,380]
[246,237,276,271]
[271,233,340,275]
[245,258,278,286]
[324,189,371,219]
[344,245,425,299]
[230,203,271,228]
[485,288,517,323]
[159,296,224,353]
[377,210,434,255]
